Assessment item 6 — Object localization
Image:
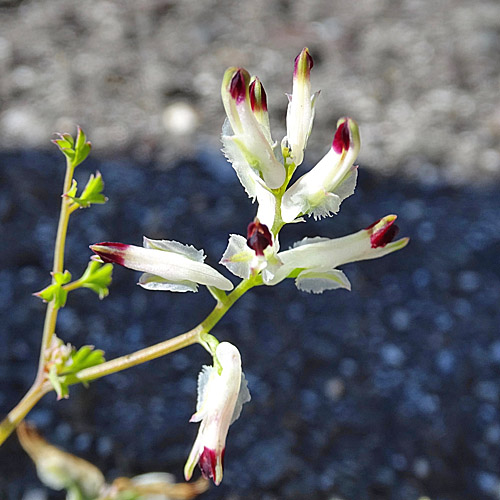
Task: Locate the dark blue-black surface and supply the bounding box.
[1,149,500,500]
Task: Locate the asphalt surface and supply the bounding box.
[1,149,500,500]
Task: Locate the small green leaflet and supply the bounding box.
[48,345,106,399]
[67,172,107,209]
[79,260,113,299]
[35,271,72,309]
[52,127,91,168]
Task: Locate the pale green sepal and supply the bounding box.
[295,268,351,294]
[138,273,198,292]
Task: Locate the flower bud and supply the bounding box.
[265,215,409,292]
[249,76,272,143]
[184,342,251,485]
[221,67,285,190]
[281,117,361,222]
[91,238,233,292]
[285,48,319,167]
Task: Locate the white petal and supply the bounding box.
[143,237,205,262]
[280,227,408,271]
[192,365,216,420]
[292,236,330,248]
[220,234,255,279]
[222,121,285,190]
[222,132,262,201]
[281,119,360,222]
[122,245,233,291]
[230,372,251,425]
[295,268,351,293]
[255,180,277,229]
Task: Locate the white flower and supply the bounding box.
[284,47,319,167]
[221,216,409,293]
[281,117,361,223]
[90,237,233,292]
[221,67,285,191]
[220,220,283,282]
[184,342,251,485]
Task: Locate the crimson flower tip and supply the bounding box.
[294,47,314,76]
[332,119,351,154]
[368,216,400,248]
[249,78,268,112]
[89,242,129,265]
[246,220,273,256]
[229,69,248,103]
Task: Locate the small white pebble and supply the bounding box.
[162,102,199,136]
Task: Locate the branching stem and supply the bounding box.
[76,276,258,383]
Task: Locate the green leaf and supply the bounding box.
[68,345,105,373]
[73,128,92,168]
[48,365,69,400]
[46,344,105,398]
[67,172,107,209]
[35,271,72,309]
[79,260,113,299]
[53,127,91,168]
[67,179,78,199]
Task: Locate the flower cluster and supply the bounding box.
[89,48,408,486]
[219,48,408,293]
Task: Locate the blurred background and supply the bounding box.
[1,0,500,499]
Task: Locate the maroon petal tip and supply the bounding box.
[199,447,218,483]
[246,220,273,256]
[230,69,247,103]
[249,79,268,112]
[369,220,400,248]
[332,120,350,154]
[90,242,128,265]
[294,48,314,76]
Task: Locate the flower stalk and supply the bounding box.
[74,276,258,384]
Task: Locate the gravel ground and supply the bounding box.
[1,1,500,499]
[1,0,500,183]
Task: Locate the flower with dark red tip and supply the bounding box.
[281,117,361,222]
[90,237,233,293]
[184,342,251,486]
[285,47,319,167]
[221,216,408,294]
[367,216,400,248]
[221,67,285,190]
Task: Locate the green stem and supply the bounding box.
[75,277,258,384]
[54,158,75,274]
[36,158,75,380]
[0,382,52,446]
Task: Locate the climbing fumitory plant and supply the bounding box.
[1,47,409,498]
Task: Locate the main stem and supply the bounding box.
[36,158,75,381]
[76,277,257,383]
[0,383,52,446]
[0,159,76,447]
